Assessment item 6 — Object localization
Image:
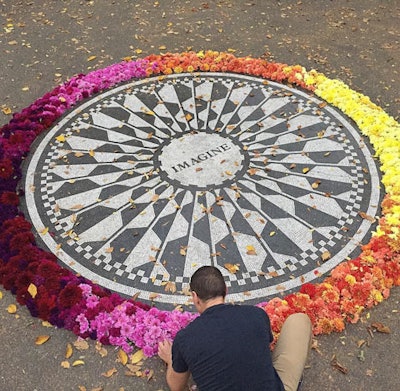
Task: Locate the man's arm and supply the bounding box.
[158,340,190,391]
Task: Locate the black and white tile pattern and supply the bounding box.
[22,73,381,308]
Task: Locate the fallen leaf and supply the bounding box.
[302,167,310,174]
[89,149,95,157]
[358,212,376,223]
[247,168,259,176]
[118,349,129,365]
[151,194,160,202]
[311,180,321,189]
[330,355,348,374]
[149,293,159,300]
[40,227,49,235]
[87,55,97,61]
[35,335,50,345]
[126,364,141,373]
[371,322,391,333]
[185,113,193,121]
[246,245,257,255]
[146,369,154,381]
[28,283,38,298]
[105,247,114,253]
[65,343,73,359]
[72,360,85,367]
[95,342,108,357]
[73,339,89,351]
[224,263,240,274]
[102,368,117,378]
[131,349,144,364]
[7,304,17,314]
[164,281,177,293]
[1,107,12,115]
[321,251,331,262]
[61,361,70,369]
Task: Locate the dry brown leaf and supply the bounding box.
[358,211,376,223]
[146,369,154,381]
[65,343,73,359]
[224,263,240,274]
[247,168,259,176]
[330,355,348,374]
[149,293,159,300]
[151,194,160,202]
[118,349,129,365]
[105,247,114,253]
[126,364,142,373]
[321,251,331,262]
[130,349,144,364]
[95,344,108,358]
[371,322,391,333]
[165,281,177,293]
[61,360,70,369]
[35,335,50,345]
[72,360,85,367]
[102,368,117,378]
[73,339,89,351]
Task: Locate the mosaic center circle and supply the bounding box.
[157,132,245,189]
[21,72,381,308]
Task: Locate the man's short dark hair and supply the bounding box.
[190,266,226,301]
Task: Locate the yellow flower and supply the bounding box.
[345,274,356,286]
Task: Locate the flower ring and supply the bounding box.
[0,52,399,356]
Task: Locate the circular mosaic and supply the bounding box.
[21,72,381,307]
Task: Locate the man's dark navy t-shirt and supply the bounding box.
[172,304,285,391]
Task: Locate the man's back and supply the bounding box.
[172,304,285,391]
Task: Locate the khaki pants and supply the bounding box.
[272,313,312,391]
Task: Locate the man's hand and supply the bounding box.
[158,339,190,391]
[158,340,173,366]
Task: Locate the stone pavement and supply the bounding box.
[0,1,399,390]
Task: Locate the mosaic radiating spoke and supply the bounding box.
[22,73,381,307]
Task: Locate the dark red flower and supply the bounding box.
[0,191,19,206]
[58,284,83,308]
[0,158,14,179]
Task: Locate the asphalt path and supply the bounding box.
[0,1,399,390]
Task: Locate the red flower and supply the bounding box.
[0,158,14,179]
[58,285,83,308]
[0,191,19,206]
